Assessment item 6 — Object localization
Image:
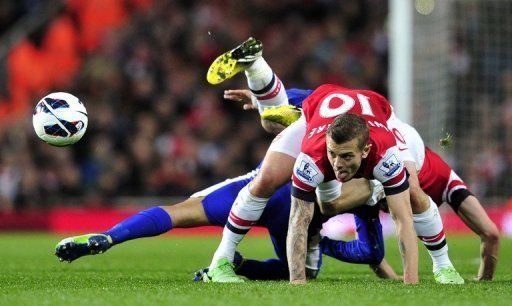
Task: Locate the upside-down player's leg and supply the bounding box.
[453,194,500,280]
[207,38,305,282]
[207,37,289,115]
[206,37,263,85]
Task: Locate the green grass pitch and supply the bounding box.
[1,233,511,305]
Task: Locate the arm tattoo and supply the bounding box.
[398,239,406,266]
[391,214,407,266]
[287,197,314,283]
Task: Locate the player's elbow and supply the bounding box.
[408,184,430,213]
[481,223,500,247]
[251,171,285,197]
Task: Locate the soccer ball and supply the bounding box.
[32,92,88,147]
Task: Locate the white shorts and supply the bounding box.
[386,113,425,170]
[267,114,306,158]
[190,169,258,198]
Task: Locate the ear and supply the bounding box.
[361,143,372,159]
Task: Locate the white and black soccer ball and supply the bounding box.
[32,92,88,147]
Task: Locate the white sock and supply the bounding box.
[245,58,288,113]
[413,197,453,273]
[209,185,268,269]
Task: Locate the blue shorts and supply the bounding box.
[199,172,291,228]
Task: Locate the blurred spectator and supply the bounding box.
[1,0,388,208]
[6,0,479,208]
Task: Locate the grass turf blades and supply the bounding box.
[1,234,511,306]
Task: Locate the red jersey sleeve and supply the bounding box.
[372,145,410,195]
[291,152,325,201]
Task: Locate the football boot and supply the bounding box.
[207,37,263,85]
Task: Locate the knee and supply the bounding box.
[363,243,384,265]
[370,243,385,264]
[374,247,385,264]
[250,172,283,197]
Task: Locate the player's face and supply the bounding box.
[326,135,371,182]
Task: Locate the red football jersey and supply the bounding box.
[419,147,468,206]
[291,84,408,198]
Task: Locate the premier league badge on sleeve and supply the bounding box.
[379,154,401,177]
[296,161,319,183]
[293,152,324,187]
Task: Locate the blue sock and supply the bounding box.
[104,206,172,244]
[236,258,288,280]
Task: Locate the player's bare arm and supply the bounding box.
[224,88,288,134]
[370,258,402,281]
[287,196,314,285]
[457,196,500,280]
[386,189,419,284]
[403,160,431,214]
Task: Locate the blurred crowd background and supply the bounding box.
[0,0,510,211]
